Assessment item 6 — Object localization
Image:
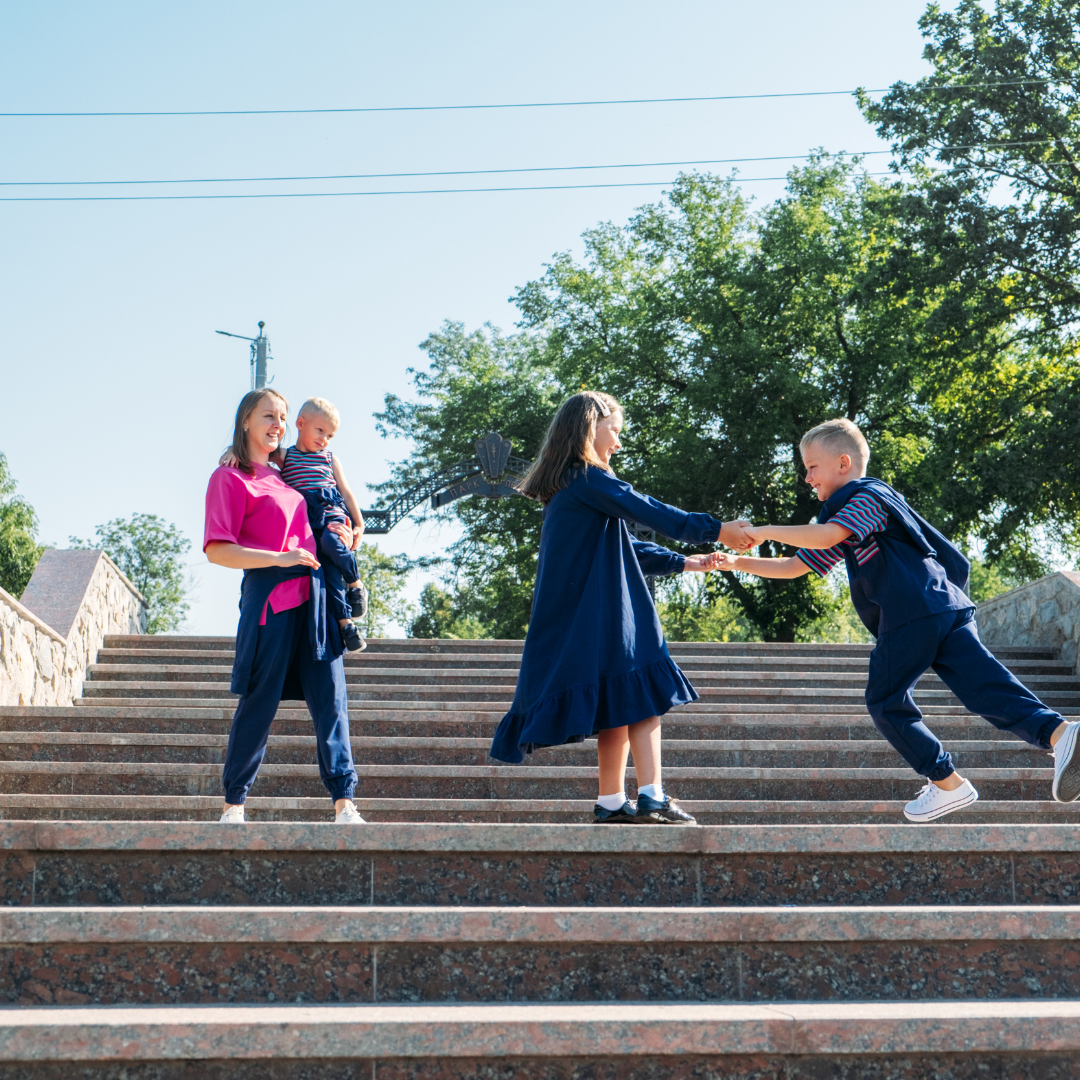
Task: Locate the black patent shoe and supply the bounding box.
[347,584,368,619]
[593,800,640,824]
[635,793,697,825]
[341,623,368,652]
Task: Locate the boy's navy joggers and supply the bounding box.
[222,601,357,805]
[865,608,1064,781]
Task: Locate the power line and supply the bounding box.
[0,80,1054,118]
[0,140,1059,189]
[0,172,898,202]
[2,153,860,187]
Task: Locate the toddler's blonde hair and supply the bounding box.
[800,418,870,470]
[298,397,341,426]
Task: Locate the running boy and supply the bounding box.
[223,396,368,652]
[714,418,1080,822]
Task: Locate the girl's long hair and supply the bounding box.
[229,388,290,475]
[518,391,622,504]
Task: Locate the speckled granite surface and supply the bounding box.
[2,824,1080,907]
[2,1001,1080,1065]
[3,906,1080,1005]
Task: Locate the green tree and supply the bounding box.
[382,156,1079,641]
[0,453,44,597]
[374,323,561,637]
[70,514,191,633]
[515,163,949,639]
[354,543,417,638]
[409,582,488,639]
[859,0,1080,576]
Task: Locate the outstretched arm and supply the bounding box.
[331,455,365,551]
[744,522,852,550]
[712,552,814,579]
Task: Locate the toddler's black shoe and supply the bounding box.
[593,800,640,824]
[341,623,367,653]
[347,584,368,619]
[635,793,697,825]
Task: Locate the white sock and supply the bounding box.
[637,783,665,802]
[597,792,627,811]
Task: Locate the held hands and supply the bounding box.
[741,525,766,548]
[685,550,742,573]
[718,520,754,553]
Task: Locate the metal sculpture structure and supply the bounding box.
[360,432,531,534]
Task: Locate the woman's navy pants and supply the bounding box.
[865,608,1064,781]
[222,601,357,805]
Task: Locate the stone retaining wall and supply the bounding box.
[976,570,1080,674]
[0,550,146,707]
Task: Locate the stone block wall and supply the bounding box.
[976,571,1080,674]
[0,550,147,707]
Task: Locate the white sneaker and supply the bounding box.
[1052,721,1080,803]
[903,778,979,823]
[335,803,367,824]
[219,805,245,823]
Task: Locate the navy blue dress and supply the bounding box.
[489,467,724,764]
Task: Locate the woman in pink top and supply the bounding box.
[204,388,362,824]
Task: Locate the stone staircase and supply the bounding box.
[1,634,1080,1076]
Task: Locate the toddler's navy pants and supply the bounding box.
[317,524,360,624]
[222,601,357,805]
[865,608,1064,781]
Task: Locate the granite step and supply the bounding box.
[80,665,1080,692]
[91,649,1072,676]
[5,903,1080,1005]
[0,732,1052,769]
[0,759,1063,801]
[4,793,1078,824]
[100,635,1059,660]
[4,999,1079,1079]
[73,682,1080,709]
[3,711,1075,741]
[3,821,1080,908]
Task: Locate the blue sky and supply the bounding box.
[1,0,939,633]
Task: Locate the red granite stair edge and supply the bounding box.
[2,1001,1080,1061]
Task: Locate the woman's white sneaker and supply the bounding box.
[903,779,978,823]
[219,805,245,823]
[335,803,367,824]
[1052,721,1080,802]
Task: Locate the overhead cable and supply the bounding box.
[0,172,898,202]
[0,141,1060,189]
[0,80,1054,118]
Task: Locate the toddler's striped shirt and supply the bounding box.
[281,446,337,493]
[796,492,888,576]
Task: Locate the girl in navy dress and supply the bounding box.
[490,391,750,824]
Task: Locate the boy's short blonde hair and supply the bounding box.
[297,397,340,427]
[800,418,870,468]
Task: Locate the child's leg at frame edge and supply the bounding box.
[930,609,1068,751]
[597,716,661,803]
[867,609,1069,792]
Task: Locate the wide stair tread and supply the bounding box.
[3,634,1079,1074]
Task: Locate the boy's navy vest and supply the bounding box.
[817,477,972,637]
[231,563,343,698]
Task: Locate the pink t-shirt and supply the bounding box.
[203,465,315,624]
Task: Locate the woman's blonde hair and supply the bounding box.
[518,391,622,504]
[229,388,290,475]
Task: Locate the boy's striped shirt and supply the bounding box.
[797,492,888,576]
[280,446,337,493]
